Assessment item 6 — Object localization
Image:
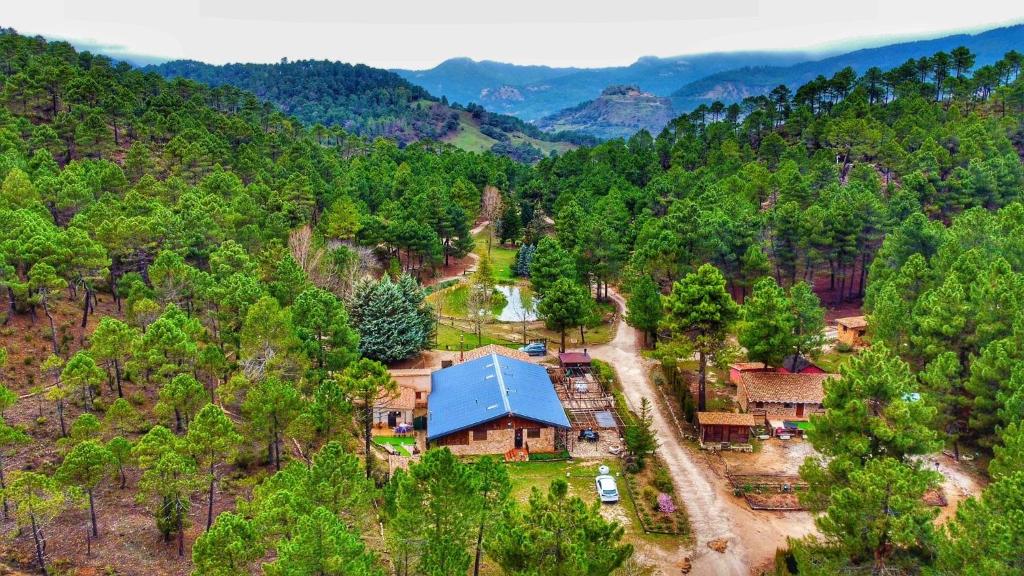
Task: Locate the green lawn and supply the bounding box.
[374,436,416,456]
[433,284,507,318]
[815,349,856,373]
[505,459,629,507]
[473,227,518,283]
[435,323,519,350]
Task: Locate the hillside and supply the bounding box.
[670,23,1024,111]
[147,58,588,157]
[535,85,675,139]
[395,52,810,120]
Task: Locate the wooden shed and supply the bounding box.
[836,316,868,347]
[697,412,756,445]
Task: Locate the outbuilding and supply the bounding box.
[697,412,756,446]
[836,316,868,348]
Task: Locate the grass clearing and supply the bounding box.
[506,459,628,507]
[473,227,518,283]
[815,349,856,373]
[435,323,519,350]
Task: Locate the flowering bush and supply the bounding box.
[657,492,676,514]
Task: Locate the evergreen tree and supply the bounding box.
[340,359,396,479]
[661,264,738,411]
[187,404,242,530]
[625,274,663,347]
[529,237,575,296]
[191,512,265,576]
[737,276,795,368]
[488,479,633,576]
[537,278,591,353]
[56,439,115,537]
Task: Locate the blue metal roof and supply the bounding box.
[427,353,571,441]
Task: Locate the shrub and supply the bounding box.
[657,493,677,514]
[652,465,674,494]
[836,341,854,353]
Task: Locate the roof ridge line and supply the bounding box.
[492,352,513,414]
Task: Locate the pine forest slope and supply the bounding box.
[147,59,592,160]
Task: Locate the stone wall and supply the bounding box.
[432,421,559,456]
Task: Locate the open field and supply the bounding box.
[472,226,519,283]
[441,109,577,156]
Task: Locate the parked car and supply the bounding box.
[519,341,547,356]
[578,428,600,442]
[595,473,619,503]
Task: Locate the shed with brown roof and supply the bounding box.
[697,412,756,445]
[836,316,868,347]
[737,372,836,419]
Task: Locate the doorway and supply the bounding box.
[514,429,524,449]
[388,411,399,427]
[795,403,805,418]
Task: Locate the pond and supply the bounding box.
[495,285,538,322]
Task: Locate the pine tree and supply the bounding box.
[737,276,795,368]
[488,478,633,576]
[625,275,662,347]
[187,404,242,530]
[661,264,738,411]
[56,439,115,536]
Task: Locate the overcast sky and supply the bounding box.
[4,1,1024,69]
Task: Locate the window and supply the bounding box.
[754,402,764,409]
[415,391,422,400]
[473,429,488,441]
[527,428,541,439]
[783,402,793,408]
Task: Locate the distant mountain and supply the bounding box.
[671,24,1024,111]
[146,59,589,158]
[535,85,675,140]
[395,52,811,121]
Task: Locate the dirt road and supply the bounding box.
[589,291,750,575]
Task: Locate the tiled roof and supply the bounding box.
[375,387,417,411]
[740,372,837,404]
[427,352,570,441]
[836,316,868,329]
[729,362,767,371]
[463,344,533,363]
[697,412,756,426]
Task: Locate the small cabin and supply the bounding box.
[697,412,755,446]
[836,316,868,348]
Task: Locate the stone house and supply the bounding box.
[737,372,837,419]
[373,387,417,428]
[427,352,570,458]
